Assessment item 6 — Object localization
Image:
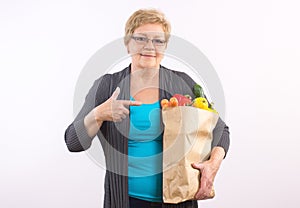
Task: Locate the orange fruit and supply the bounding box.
[169,97,179,107]
[161,99,169,109]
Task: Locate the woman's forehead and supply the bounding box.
[133,32,165,38]
[133,23,164,33]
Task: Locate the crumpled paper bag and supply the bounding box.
[162,106,219,204]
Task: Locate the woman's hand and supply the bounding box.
[191,147,225,200]
[94,87,142,124]
[191,160,218,200]
[84,87,141,138]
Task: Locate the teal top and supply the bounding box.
[128,96,163,202]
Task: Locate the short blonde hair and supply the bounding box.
[124,9,171,45]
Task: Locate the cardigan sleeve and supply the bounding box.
[212,117,230,158]
[64,75,110,152]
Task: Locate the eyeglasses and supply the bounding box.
[131,36,166,47]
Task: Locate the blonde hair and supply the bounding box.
[124,9,171,45]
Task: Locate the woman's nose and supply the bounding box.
[144,39,155,50]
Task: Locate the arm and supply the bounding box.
[64,77,141,152]
[174,70,230,199]
[212,118,230,157]
[64,77,106,152]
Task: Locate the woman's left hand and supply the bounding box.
[191,161,218,200]
[191,147,225,200]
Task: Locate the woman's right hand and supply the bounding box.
[93,87,142,124]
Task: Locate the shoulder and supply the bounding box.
[94,66,130,85]
[111,66,130,80]
[92,66,130,102]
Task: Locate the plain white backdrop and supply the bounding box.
[1,0,300,207]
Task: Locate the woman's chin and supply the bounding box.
[139,62,158,70]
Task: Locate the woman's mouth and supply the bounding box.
[140,53,156,58]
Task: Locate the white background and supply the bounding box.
[1,0,300,207]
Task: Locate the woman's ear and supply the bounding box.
[126,45,132,55]
[124,37,130,54]
[125,43,129,54]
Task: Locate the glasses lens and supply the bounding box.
[131,34,166,48]
[132,36,147,44]
[152,39,166,46]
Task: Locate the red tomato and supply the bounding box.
[173,94,192,106]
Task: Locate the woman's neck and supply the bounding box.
[130,65,160,102]
[130,66,159,83]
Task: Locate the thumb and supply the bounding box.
[192,162,204,171]
[111,87,120,100]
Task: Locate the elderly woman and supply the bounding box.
[65,9,230,208]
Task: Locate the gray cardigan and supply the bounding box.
[64,65,230,208]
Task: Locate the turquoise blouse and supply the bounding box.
[128,97,163,202]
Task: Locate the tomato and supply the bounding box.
[173,94,192,106]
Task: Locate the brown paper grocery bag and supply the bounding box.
[162,106,219,204]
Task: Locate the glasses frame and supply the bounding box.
[131,35,167,47]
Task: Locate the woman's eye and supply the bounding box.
[153,39,165,45]
[136,37,147,42]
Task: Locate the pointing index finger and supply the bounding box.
[121,100,142,106]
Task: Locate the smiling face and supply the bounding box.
[127,24,166,71]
